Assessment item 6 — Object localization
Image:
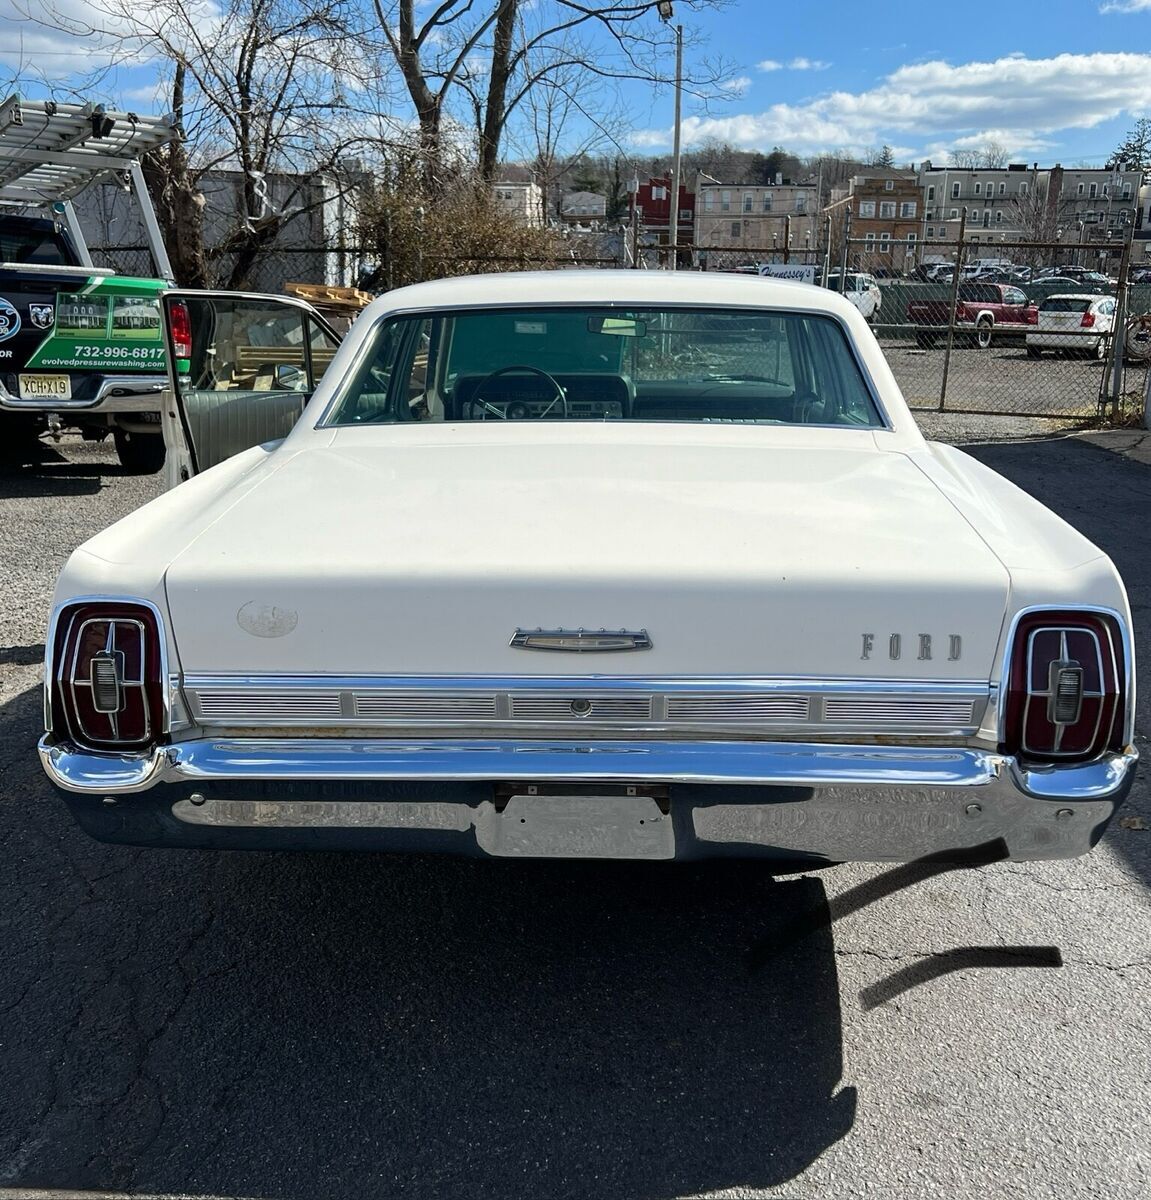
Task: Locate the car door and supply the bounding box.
[160,291,342,486]
[1002,286,1031,323]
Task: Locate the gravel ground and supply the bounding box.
[0,432,1148,1200]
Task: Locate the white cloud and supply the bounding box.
[757,57,829,73]
[1101,1,1151,11]
[631,51,1151,157]
[723,75,752,96]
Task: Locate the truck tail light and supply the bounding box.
[1002,610,1126,762]
[1025,307,1038,324]
[1081,311,1096,328]
[956,302,969,320]
[169,299,192,359]
[49,601,166,751]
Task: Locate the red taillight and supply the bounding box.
[1025,306,1038,325]
[50,602,166,750]
[956,302,969,320]
[1081,311,1096,328]
[169,299,192,359]
[1002,610,1126,762]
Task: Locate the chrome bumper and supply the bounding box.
[39,736,1139,861]
[0,375,164,413]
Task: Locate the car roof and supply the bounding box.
[1042,293,1107,301]
[374,269,857,316]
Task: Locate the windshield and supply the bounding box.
[325,306,883,428]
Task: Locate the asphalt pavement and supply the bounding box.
[0,432,1148,1200]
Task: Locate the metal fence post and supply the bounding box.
[939,212,969,413]
[1104,228,1133,422]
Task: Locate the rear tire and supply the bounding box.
[113,429,166,474]
[974,318,993,350]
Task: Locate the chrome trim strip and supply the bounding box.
[181,673,989,735]
[39,734,1137,801]
[182,672,991,694]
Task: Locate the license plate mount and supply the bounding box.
[477,786,674,859]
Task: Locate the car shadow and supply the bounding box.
[0,452,131,497]
[964,435,1151,888]
[0,682,855,1200]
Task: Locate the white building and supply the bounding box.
[492,181,544,228]
[918,162,1142,252]
[694,182,819,252]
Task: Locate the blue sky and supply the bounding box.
[628,0,1151,165]
[2,0,1151,167]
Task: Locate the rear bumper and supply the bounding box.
[1026,331,1104,349]
[39,736,1138,862]
[0,374,165,413]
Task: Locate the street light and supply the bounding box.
[658,2,683,271]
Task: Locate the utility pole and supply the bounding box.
[658,2,683,271]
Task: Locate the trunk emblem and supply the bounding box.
[511,628,653,652]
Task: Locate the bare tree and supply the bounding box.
[358,153,569,288]
[950,142,1009,170]
[30,0,380,286]
[373,1,730,187]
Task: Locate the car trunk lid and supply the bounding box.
[163,428,1011,681]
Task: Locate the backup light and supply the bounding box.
[89,648,124,713]
[1048,660,1084,725]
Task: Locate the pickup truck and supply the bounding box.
[0,95,178,472]
[908,283,1037,349]
[0,214,168,471]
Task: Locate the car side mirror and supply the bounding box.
[273,363,307,391]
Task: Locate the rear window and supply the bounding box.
[0,225,73,266]
[324,305,885,429]
[1040,298,1092,313]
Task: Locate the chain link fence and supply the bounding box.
[679,238,1149,424]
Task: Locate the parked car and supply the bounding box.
[1026,294,1117,358]
[39,272,1136,863]
[908,283,1037,348]
[824,271,882,321]
[1024,276,1113,303]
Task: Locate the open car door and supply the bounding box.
[160,291,342,487]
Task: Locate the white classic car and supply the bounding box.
[40,272,1136,863]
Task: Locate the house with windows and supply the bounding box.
[833,170,922,273]
[560,190,607,227]
[629,177,695,249]
[492,181,545,228]
[917,162,1141,254]
[693,181,819,253]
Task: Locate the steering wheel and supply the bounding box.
[466,365,568,420]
